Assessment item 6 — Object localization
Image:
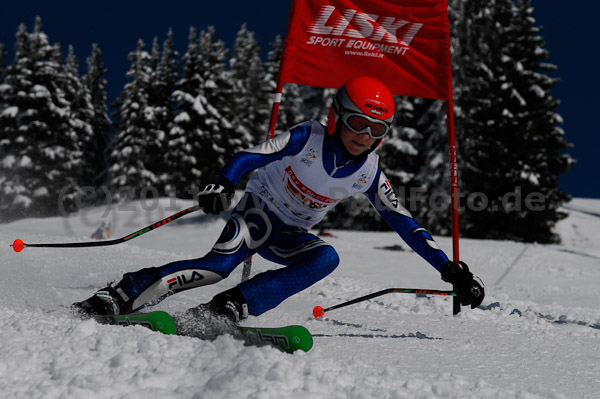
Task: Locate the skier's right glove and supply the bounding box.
[197,178,235,214]
[441,261,485,309]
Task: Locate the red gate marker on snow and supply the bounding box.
[313,306,325,319]
[12,239,25,253]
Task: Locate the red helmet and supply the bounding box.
[327,76,395,141]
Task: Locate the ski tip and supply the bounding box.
[151,311,178,334]
[299,329,314,352]
[313,306,325,319]
[242,325,313,353]
[282,325,313,353]
[12,239,25,253]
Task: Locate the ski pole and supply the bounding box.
[11,205,200,253]
[312,288,456,318]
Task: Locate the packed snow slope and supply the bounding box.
[1,197,599,399]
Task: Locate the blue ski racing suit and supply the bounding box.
[117,121,450,316]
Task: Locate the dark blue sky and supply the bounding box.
[1,1,598,198]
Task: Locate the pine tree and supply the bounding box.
[82,43,111,189]
[0,17,83,220]
[198,26,250,159]
[482,0,572,242]
[146,30,179,195]
[164,27,202,197]
[152,29,178,132]
[107,38,161,200]
[378,96,424,210]
[229,24,271,144]
[197,27,230,110]
[0,23,29,219]
[151,29,179,193]
[411,98,453,234]
[148,32,177,138]
[165,26,248,198]
[0,40,7,79]
[63,45,96,191]
[450,0,573,243]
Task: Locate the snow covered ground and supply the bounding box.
[1,197,599,399]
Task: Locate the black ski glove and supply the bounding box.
[441,261,485,309]
[197,178,235,214]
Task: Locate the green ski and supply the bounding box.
[91,311,313,353]
[241,325,313,353]
[93,311,177,334]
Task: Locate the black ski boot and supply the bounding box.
[175,287,248,340]
[209,287,249,323]
[71,282,132,316]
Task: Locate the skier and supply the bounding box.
[73,76,484,336]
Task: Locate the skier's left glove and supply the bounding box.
[197,177,235,214]
[441,261,485,309]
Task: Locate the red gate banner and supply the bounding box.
[279,0,451,100]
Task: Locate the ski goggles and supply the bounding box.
[341,112,391,139]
